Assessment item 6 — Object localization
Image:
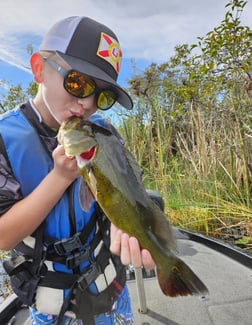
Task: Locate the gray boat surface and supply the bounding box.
[1,227,252,325]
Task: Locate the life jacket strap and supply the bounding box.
[65,231,102,269]
[46,208,97,256]
[53,232,83,256]
[40,243,111,290]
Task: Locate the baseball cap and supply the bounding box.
[39,16,133,110]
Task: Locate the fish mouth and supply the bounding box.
[75,145,97,168]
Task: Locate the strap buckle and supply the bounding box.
[77,263,101,292]
[66,248,90,269]
[54,232,82,255]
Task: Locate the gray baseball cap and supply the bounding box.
[40,16,133,110]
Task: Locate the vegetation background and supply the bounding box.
[0,0,251,252]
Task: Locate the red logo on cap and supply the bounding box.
[97,32,122,73]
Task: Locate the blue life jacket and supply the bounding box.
[0,107,95,270]
[1,106,126,321]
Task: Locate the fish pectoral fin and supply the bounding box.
[147,229,168,254]
[78,179,95,212]
[148,202,177,253]
[147,227,176,255]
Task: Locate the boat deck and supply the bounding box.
[128,231,252,325]
[1,228,252,325]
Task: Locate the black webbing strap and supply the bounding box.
[56,246,112,325]
[41,244,114,325]
[43,229,102,270]
[32,222,46,276]
[40,243,111,289]
[39,271,78,289]
[57,282,80,325]
[14,241,34,256]
[65,232,102,269]
[0,134,10,165]
[4,222,46,307]
[46,204,98,256]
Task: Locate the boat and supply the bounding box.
[0,227,251,325]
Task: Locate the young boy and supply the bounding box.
[0,16,154,324]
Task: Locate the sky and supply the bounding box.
[0,0,252,96]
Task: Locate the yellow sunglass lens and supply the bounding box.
[65,71,95,97]
[97,90,117,110]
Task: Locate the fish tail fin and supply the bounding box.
[157,257,209,297]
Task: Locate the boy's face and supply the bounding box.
[41,57,98,126]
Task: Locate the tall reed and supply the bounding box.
[118,95,252,250]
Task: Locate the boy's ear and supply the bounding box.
[30,53,44,83]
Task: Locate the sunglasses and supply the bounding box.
[44,58,117,110]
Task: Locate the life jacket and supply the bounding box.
[1,106,126,324]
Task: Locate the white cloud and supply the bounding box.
[0,79,10,91]
[0,0,251,73]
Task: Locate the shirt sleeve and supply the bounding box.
[0,152,22,215]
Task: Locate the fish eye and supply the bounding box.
[82,125,92,133]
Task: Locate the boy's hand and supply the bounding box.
[110,223,155,270]
[52,145,80,182]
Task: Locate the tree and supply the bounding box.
[0,82,38,112]
[0,43,37,113]
[123,0,252,204]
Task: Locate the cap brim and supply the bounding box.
[56,51,133,110]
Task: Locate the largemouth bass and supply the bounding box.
[58,116,208,297]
